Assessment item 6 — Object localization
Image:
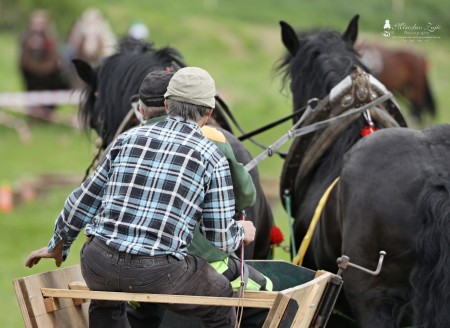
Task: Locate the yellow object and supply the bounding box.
[201,126,226,143]
[210,258,273,292]
[292,177,340,266]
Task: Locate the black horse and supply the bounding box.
[72,45,274,261]
[277,15,450,328]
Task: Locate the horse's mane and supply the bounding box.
[277,29,367,109]
[79,46,185,145]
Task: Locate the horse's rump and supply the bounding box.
[338,124,450,326]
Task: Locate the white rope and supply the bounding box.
[0,90,82,107]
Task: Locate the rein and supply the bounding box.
[292,177,340,266]
[82,97,141,182]
[215,95,293,158]
[244,91,394,172]
[237,106,306,141]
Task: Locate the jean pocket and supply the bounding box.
[81,255,109,291]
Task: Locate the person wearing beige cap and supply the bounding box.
[25,66,256,328]
[127,69,271,327]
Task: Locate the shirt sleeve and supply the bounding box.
[220,141,256,212]
[200,157,244,253]
[201,126,256,212]
[47,138,119,260]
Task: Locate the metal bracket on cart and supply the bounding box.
[336,250,387,277]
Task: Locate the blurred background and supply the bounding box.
[0,0,448,326]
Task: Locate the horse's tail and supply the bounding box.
[410,175,450,327]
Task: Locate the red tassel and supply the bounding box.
[270,225,284,245]
[361,125,378,137]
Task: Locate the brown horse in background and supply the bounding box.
[357,43,436,125]
[19,10,70,120]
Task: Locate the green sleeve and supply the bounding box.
[213,140,256,212]
[187,224,229,262]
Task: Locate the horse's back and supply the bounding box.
[343,125,450,187]
[340,125,450,240]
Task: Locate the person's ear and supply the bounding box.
[164,99,169,112]
[201,109,213,126]
[138,104,145,117]
[136,103,146,123]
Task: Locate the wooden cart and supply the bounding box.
[13,260,342,327]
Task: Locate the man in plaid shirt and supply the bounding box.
[26,67,256,328]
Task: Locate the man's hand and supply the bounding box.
[25,240,64,268]
[239,220,256,245]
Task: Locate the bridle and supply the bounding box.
[245,66,406,172]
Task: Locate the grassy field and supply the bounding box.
[0,1,448,326]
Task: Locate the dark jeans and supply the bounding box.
[80,237,236,328]
[127,255,269,328]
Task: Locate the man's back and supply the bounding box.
[87,116,239,258]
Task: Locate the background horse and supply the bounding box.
[277,15,450,327]
[356,42,436,125]
[72,45,274,261]
[19,10,70,120]
[64,8,117,89]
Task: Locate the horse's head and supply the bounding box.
[278,16,408,212]
[278,15,368,111]
[73,47,186,148]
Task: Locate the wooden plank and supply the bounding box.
[63,281,278,301]
[41,288,275,309]
[12,279,34,328]
[13,265,89,328]
[289,272,332,328]
[262,293,291,328]
[238,290,279,300]
[68,282,89,306]
[294,283,321,328]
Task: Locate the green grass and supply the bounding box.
[0,1,449,326]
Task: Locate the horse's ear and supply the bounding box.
[280,21,300,56]
[342,14,359,45]
[72,59,97,88]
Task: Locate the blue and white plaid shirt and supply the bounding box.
[48,116,244,260]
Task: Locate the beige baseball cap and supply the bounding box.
[164,67,216,108]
